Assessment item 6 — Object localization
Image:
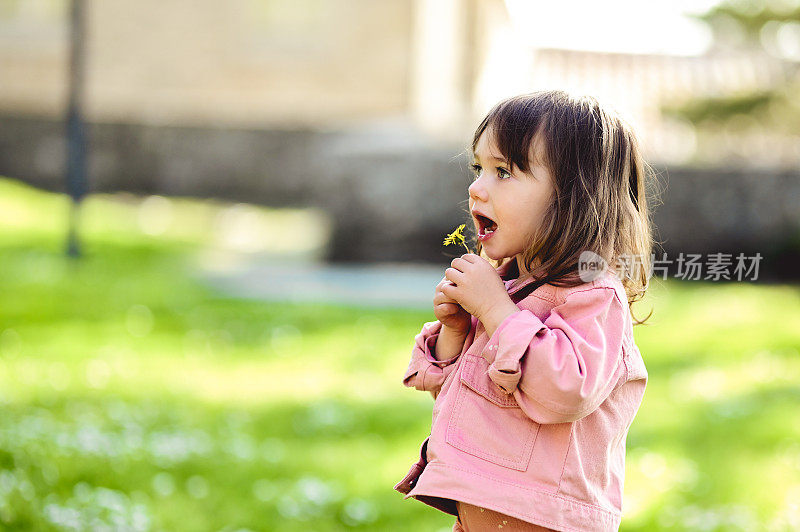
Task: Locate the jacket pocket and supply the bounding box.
[445,354,539,471]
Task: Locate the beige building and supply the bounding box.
[1,0,797,165]
[0,0,502,138]
[1,0,415,125]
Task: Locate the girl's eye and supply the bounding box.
[470,164,511,180]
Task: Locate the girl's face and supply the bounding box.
[468,128,555,275]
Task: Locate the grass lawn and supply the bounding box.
[1,176,799,531]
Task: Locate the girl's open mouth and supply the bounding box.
[476,214,497,241]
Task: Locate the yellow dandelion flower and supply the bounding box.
[443,223,471,253]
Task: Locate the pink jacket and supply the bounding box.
[394,262,648,532]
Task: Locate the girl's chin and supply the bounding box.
[481,247,506,261]
[482,249,520,264]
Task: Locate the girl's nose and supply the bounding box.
[468,178,488,202]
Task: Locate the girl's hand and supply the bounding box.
[434,276,471,335]
[442,254,511,322]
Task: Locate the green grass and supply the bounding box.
[1,176,799,531]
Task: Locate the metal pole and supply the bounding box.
[66,0,87,258]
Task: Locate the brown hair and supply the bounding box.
[467,90,662,325]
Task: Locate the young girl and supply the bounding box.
[394,90,654,532]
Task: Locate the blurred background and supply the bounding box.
[0,0,799,530]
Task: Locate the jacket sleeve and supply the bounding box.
[402,319,464,399]
[484,286,626,424]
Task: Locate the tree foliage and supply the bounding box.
[665,0,800,134]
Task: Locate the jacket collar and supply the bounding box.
[495,258,541,297]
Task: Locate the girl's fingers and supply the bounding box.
[436,281,456,302]
[434,290,458,305]
[435,302,458,315]
[437,276,454,289]
[444,267,464,285]
[435,287,459,311]
[440,282,458,300]
[436,281,456,292]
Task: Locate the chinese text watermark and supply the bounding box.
[578,251,763,283]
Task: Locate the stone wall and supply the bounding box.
[2,114,798,278]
